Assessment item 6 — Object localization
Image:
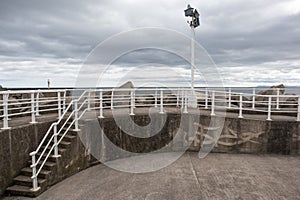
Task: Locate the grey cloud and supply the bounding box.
[0,0,299,87]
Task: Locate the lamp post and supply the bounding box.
[184,4,200,90]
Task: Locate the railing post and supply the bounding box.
[297,96,300,121]
[31,153,40,191]
[130,89,135,116]
[228,88,231,108]
[87,90,91,111]
[111,90,114,110]
[57,92,61,118]
[74,100,79,131]
[36,91,40,116]
[99,90,104,118]
[238,93,243,118]
[159,89,164,114]
[181,89,184,109]
[267,96,272,121]
[154,89,158,108]
[176,89,179,107]
[211,91,215,116]
[252,88,256,110]
[276,88,280,110]
[53,124,60,157]
[205,88,208,109]
[2,92,10,129]
[30,92,36,124]
[183,90,188,113]
[63,90,66,113]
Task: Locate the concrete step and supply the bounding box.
[13,175,47,188]
[27,160,56,170]
[6,185,44,197]
[62,127,79,133]
[58,134,77,142]
[59,141,72,148]
[36,152,58,163]
[40,145,67,154]
[21,167,51,179]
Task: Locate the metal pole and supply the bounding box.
[252,88,256,110]
[205,88,208,109]
[297,96,300,121]
[36,91,40,116]
[63,90,66,113]
[176,89,179,107]
[181,89,184,109]
[88,90,91,111]
[267,96,272,121]
[238,93,243,118]
[191,26,195,90]
[211,91,215,116]
[111,91,114,110]
[276,88,280,110]
[2,93,9,129]
[53,124,60,157]
[31,154,39,191]
[159,89,164,114]
[183,90,188,113]
[99,90,104,118]
[74,100,79,131]
[154,89,157,108]
[57,92,61,118]
[130,89,135,116]
[228,88,231,108]
[30,92,36,124]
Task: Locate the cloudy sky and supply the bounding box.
[0,0,299,88]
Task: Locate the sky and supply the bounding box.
[0,0,299,88]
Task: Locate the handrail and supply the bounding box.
[0,89,68,129]
[2,87,299,191]
[29,90,88,190]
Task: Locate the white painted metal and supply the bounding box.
[276,88,280,110]
[205,88,208,109]
[30,92,36,124]
[99,90,104,118]
[191,27,195,89]
[228,88,231,109]
[183,90,188,114]
[267,96,272,121]
[297,96,300,121]
[57,92,62,118]
[130,89,135,116]
[160,89,164,114]
[252,88,256,110]
[211,91,215,116]
[238,93,243,118]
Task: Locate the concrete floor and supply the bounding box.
[4,152,300,200]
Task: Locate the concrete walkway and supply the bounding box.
[4,152,300,200]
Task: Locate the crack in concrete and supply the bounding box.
[187,153,201,190]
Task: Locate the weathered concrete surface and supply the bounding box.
[3,152,300,200]
[2,108,300,198]
[0,115,57,196]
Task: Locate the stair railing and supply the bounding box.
[29,90,88,191]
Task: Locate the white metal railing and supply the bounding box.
[1,87,300,191]
[0,89,68,129]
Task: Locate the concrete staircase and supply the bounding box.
[5,121,79,197]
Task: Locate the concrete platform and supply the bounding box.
[4,152,300,200]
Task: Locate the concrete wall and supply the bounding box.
[1,113,299,196]
[0,121,54,196]
[196,115,299,154]
[79,113,300,163]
